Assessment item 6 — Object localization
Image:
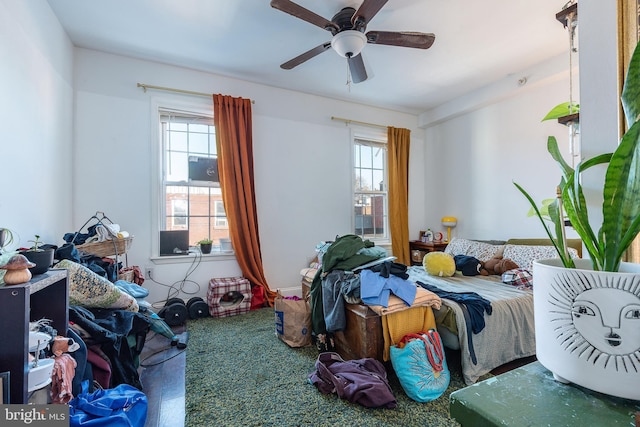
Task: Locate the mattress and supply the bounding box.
[407,266,536,385]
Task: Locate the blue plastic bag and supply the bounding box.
[390,329,450,402]
[69,380,147,427]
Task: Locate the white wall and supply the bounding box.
[578,0,619,231]
[0,0,74,252]
[419,55,578,241]
[5,0,620,307]
[417,0,620,246]
[72,49,425,304]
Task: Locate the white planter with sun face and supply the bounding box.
[533,258,640,400]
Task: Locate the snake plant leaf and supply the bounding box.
[601,41,640,271]
[622,43,640,127]
[546,137,573,179]
[513,181,576,268]
[562,156,610,270]
[517,40,640,272]
[602,120,640,271]
[541,102,580,122]
[513,182,556,241]
[548,198,575,268]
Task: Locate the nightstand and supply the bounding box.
[409,240,448,265]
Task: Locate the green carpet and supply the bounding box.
[186,308,464,427]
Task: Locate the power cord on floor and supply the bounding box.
[147,250,204,311]
[139,346,186,368]
[139,332,188,368]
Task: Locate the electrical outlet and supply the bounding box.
[145,267,153,279]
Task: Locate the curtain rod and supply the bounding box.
[331,116,387,130]
[136,83,255,104]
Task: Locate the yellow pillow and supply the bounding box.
[423,252,456,277]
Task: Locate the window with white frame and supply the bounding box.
[214,200,228,228]
[171,199,188,227]
[159,109,229,249]
[353,135,388,241]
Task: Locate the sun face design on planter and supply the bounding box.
[534,258,640,400]
[571,288,640,354]
[549,271,640,372]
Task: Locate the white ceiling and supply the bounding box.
[46,0,571,114]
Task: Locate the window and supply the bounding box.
[353,136,388,241]
[171,199,187,227]
[159,109,229,248]
[214,200,228,228]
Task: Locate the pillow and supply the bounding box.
[502,244,579,271]
[57,259,139,311]
[444,237,504,262]
[423,252,456,277]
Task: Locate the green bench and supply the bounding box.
[450,361,640,426]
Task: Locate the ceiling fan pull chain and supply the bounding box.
[346,59,352,92]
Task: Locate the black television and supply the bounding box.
[188,156,219,182]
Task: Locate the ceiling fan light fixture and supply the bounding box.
[331,30,366,58]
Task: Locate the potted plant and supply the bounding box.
[197,238,213,255]
[513,42,640,401]
[20,235,55,275]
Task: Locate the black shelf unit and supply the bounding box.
[0,269,68,403]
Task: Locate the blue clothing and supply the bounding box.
[341,273,361,302]
[322,270,349,333]
[360,269,416,308]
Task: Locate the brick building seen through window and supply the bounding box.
[161,110,229,248]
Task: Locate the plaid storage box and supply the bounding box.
[207,276,252,318]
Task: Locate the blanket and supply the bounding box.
[381,305,436,361]
[367,287,441,316]
[365,280,441,361]
[406,266,535,384]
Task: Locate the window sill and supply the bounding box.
[150,251,235,265]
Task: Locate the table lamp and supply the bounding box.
[441,216,457,243]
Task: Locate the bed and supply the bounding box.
[406,267,534,384]
[301,237,582,385]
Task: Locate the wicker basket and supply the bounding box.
[117,269,135,282]
[76,237,133,258]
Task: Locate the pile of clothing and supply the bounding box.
[309,234,417,350]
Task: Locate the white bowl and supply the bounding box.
[28,358,54,392]
[28,332,52,352]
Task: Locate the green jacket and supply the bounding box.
[311,235,378,337]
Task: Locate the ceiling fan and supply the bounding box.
[270,0,435,84]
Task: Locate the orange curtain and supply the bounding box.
[213,94,276,306]
[387,126,411,265]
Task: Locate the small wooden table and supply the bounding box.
[409,240,448,265]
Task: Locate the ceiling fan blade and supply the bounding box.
[366,31,435,49]
[348,54,368,84]
[280,42,332,70]
[352,0,389,30]
[270,0,338,33]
